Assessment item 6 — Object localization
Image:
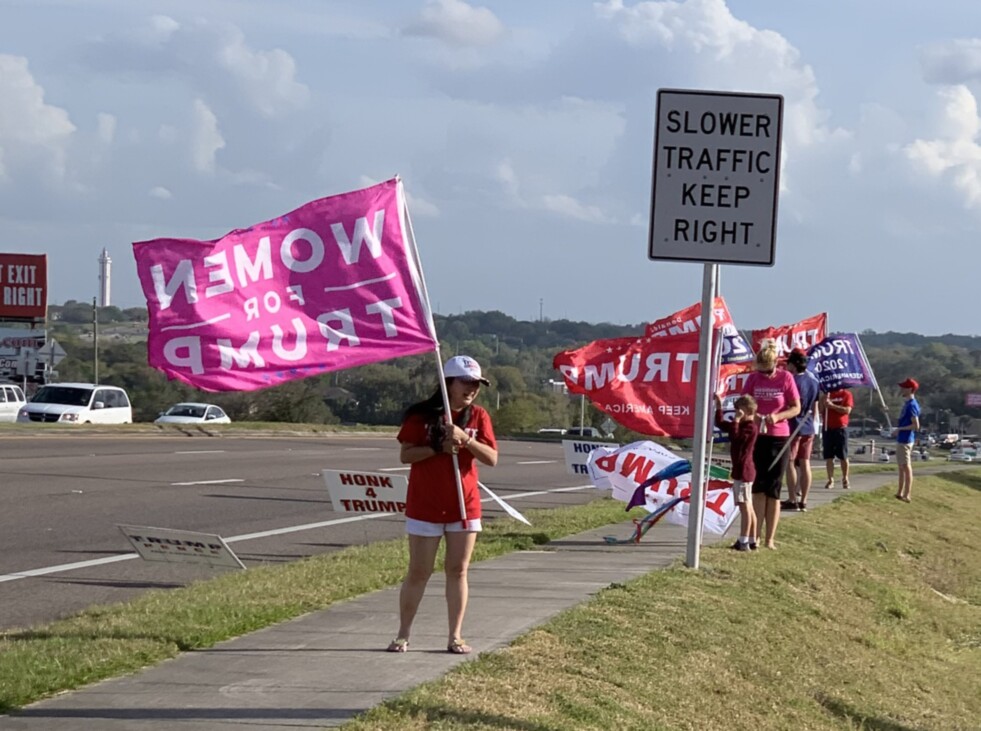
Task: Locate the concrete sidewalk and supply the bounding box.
[2,472,900,730]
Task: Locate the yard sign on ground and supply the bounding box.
[648,89,783,266]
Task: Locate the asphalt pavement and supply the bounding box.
[1,470,903,730]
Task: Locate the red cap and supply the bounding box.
[898,378,919,391]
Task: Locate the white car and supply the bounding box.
[17,383,132,424]
[155,402,231,425]
[0,383,27,422]
[947,451,974,462]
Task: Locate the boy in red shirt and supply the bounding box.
[821,387,854,489]
[715,394,760,551]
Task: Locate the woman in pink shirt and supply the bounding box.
[742,340,800,549]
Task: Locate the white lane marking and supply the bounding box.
[175,450,227,455]
[0,555,138,583]
[343,447,382,451]
[516,460,556,465]
[0,484,595,584]
[378,466,410,472]
[225,513,394,543]
[171,479,245,486]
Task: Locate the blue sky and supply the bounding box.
[1,0,979,335]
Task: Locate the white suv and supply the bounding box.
[17,383,133,424]
[0,383,27,422]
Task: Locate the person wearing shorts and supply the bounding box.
[715,394,760,551]
[387,355,498,655]
[742,341,800,550]
[821,388,853,489]
[784,349,820,511]
[894,378,921,502]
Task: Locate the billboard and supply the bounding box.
[0,253,47,322]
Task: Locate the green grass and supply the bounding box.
[345,472,981,731]
[3,471,979,730]
[0,497,630,712]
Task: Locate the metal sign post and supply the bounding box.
[648,88,783,569]
[686,263,717,569]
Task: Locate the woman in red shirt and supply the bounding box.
[387,356,498,655]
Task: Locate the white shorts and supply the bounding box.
[732,480,751,504]
[405,517,483,537]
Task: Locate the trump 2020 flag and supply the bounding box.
[132,179,437,391]
[806,332,877,392]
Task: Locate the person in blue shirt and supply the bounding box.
[783,349,821,511]
[894,378,921,503]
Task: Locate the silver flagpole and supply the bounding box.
[856,334,893,430]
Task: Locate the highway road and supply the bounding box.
[0,432,597,631]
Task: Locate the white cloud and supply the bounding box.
[920,39,981,84]
[357,174,440,217]
[495,158,520,200]
[595,0,844,151]
[190,99,225,174]
[215,25,310,117]
[96,113,117,145]
[0,54,76,182]
[905,85,981,207]
[149,185,172,199]
[406,191,440,217]
[83,16,309,118]
[403,0,506,47]
[542,193,613,224]
[146,15,180,43]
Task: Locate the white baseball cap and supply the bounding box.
[444,355,490,385]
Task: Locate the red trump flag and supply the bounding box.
[553,330,742,438]
[751,312,827,360]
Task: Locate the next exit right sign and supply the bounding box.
[648,89,783,266]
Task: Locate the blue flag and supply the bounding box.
[806,333,877,392]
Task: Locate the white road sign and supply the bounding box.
[37,338,67,365]
[648,89,783,266]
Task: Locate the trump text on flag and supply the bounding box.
[132,180,437,392]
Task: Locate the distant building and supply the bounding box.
[98,248,112,307]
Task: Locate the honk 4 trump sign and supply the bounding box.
[132,179,437,391]
[322,469,409,514]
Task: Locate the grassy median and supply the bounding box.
[346,472,981,731]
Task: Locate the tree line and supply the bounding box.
[42,304,981,437]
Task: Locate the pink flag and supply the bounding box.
[132,179,437,391]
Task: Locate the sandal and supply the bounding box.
[824,480,834,489]
[447,639,472,655]
[842,479,850,489]
[386,638,409,653]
